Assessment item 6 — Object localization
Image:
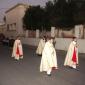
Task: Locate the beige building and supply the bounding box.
[5,3,29,38]
[0,22,6,34]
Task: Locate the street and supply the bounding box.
[0,44,85,85]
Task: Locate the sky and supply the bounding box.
[0,0,52,22]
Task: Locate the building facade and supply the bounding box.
[0,23,6,34]
[5,3,29,38]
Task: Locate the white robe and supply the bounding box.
[36,39,45,55]
[64,41,78,68]
[40,41,58,72]
[12,39,23,60]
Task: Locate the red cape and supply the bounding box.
[72,47,77,63]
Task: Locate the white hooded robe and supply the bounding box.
[36,39,45,55]
[64,41,78,68]
[12,39,23,60]
[40,40,58,72]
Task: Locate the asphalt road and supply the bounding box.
[0,44,85,85]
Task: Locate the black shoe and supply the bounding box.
[68,67,73,69]
[47,74,51,76]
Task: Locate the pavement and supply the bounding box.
[0,44,85,85]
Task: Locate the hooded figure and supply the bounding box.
[40,37,58,76]
[12,36,23,60]
[36,36,46,55]
[64,37,78,69]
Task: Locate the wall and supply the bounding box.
[21,37,40,46]
[21,37,85,53]
[0,25,6,33]
[55,38,85,53]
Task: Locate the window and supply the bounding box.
[7,23,16,31]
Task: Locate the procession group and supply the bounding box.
[12,35,79,76]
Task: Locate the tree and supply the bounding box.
[45,1,54,28]
[74,2,85,24]
[23,0,85,31]
[49,0,76,30]
[23,5,46,31]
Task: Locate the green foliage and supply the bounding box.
[23,0,85,31]
[23,5,50,31]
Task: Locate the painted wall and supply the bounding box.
[21,37,85,53]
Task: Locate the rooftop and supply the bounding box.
[5,3,29,13]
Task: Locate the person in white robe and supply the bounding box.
[12,36,23,60]
[40,37,58,76]
[36,36,46,55]
[64,37,78,69]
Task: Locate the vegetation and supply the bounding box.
[23,0,85,31]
